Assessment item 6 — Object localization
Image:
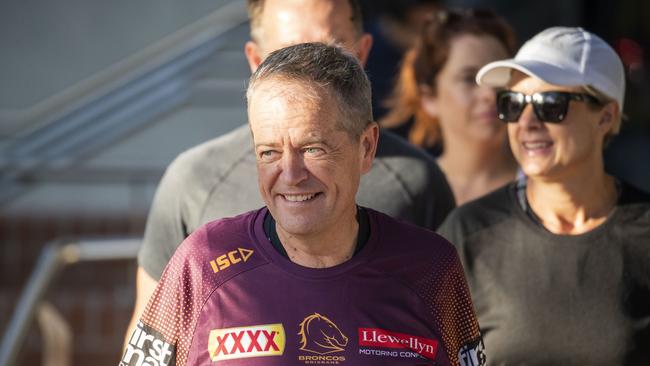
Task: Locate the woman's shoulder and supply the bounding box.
[451,183,516,223]
[438,182,519,242]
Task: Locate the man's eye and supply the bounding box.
[304,147,323,155]
[260,150,277,159]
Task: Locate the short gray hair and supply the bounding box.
[247,42,373,138]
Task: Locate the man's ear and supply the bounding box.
[245,41,264,73]
[356,33,373,68]
[360,122,379,174]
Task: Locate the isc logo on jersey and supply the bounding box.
[208,247,254,273]
[208,324,285,361]
[121,322,175,366]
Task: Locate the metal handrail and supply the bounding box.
[0,0,247,139]
[0,238,141,366]
[0,0,249,206]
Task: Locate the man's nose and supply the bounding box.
[279,149,309,185]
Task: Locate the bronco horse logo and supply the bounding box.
[298,313,348,355]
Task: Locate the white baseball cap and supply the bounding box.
[476,26,625,110]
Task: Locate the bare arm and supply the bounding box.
[122,267,159,351]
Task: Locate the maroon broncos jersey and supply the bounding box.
[121,207,484,366]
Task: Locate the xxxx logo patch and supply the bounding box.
[208,323,285,361]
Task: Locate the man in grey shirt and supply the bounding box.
[125,0,455,344]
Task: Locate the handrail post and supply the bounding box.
[0,240,68,366]
[38,302,72,366]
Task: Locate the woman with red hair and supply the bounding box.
[382,9,519,204]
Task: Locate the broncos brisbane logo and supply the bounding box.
[298,313,348,355]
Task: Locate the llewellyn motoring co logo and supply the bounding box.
[208,323,285,362]
[297,313,348,364]
[358,328,439,361]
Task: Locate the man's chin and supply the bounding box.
[274,215,323,237]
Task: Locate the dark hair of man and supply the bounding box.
[246,0,364,41]
[247,42,373,138]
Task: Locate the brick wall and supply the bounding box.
[0,214,146,366]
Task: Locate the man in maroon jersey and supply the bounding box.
[120,43,483,366]
[125,0,455,347]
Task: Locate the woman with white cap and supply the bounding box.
[439,27,650,365]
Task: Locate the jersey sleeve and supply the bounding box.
[123,227,209,366]
[138,156,191,280]
[407,235,485,366]
[438,248,486,366]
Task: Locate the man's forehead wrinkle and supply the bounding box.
[253,122,335,149]
[253,78,331,111]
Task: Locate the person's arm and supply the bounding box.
[139,155,191,281]
[122,155,192,351]
[120,264,182,366]
[122,267,158,352]
[120,227,209,366]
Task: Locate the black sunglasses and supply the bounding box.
[496,91,602,123]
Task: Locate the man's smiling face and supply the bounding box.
[249,79,367,237]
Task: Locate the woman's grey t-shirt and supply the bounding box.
[438,180,650,365]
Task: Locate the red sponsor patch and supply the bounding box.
[208,324,285,361]
[358,328,438,360]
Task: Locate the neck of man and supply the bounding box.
[526,157,617,235]
[275,205,359,268]
[438,133,517,205]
